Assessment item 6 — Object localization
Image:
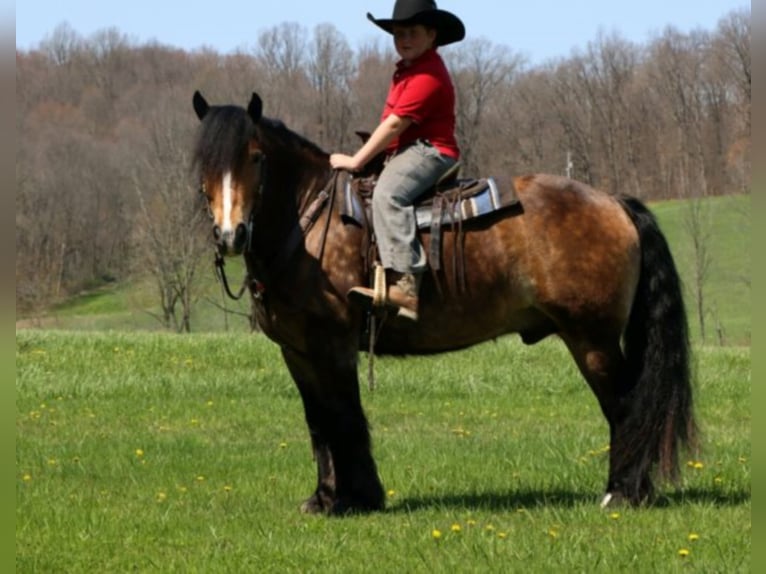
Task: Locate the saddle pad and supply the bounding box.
[415,177,517,229]
[340,175,519,230]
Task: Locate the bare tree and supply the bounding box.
[253,22,312,127]
[714,9,751,192]
[449,38,521,177]
[349,41,395,135]
[573,33,641,193]
[682,197,713,341]
[308,23,356,150]
[132,99,210,332]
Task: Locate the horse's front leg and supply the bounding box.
[293,379,337,514]
[281,345,385,515]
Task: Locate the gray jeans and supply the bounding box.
[373,140,457,273]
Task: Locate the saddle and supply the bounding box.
[339,163,521,275]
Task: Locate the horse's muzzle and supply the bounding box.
[214,222,249,255]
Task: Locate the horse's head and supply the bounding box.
[192,91,265,256]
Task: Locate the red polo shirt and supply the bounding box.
[382,49,460,160]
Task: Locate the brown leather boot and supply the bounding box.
[348,271,421,321]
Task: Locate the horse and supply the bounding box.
[191,90,696,514]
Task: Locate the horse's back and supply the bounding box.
[373,173,641,354]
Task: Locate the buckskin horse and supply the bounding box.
[191,91,696,514]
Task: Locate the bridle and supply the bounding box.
[211,150,266,301]
[211,152,339,302]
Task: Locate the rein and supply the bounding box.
[214,252,249,300]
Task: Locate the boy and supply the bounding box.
[330,0,465,321]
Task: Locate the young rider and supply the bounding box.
[330,0,465,321]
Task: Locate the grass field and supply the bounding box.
[16,194,751,571]
[16,331,750,572]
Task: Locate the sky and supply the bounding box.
[16,0,748,65]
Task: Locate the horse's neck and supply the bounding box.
[266,155,329,211]
[254,154,330,253]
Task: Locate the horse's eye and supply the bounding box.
[252,151,263,164]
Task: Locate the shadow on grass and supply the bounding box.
[388,486,750,513]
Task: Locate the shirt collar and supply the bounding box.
[395,48,439,71]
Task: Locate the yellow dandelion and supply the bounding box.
[135,449,145,457]
[693,461,704,470]
[485,524,495,532]
[196,475,206,482]
[190,419,199,425]
[223,485,233,492]
[497,532,507,539]
[678,548,690,557]
[451,523,462,533]
[548,528,559,538]
[387,489,396,498]
[279,442,288,449]
[156,491,167,502]
[432,529,442,540]
[22,473,32,482]
[47,458,58,466]
[609,512,620,520]
[467,519,477,526]
[688,533,700,542]
[206,400,213,407]
[177,485,188,493]
[714,477,723,485]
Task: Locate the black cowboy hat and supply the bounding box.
[367,0,465,47]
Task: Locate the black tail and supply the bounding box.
[617,196,697,495]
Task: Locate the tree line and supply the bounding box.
[16,9,750,325]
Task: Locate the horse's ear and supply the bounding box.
[247,93,263,123]
[193,91,209,121]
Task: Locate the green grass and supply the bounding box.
[38,261,253,333]
[651,194,751,345]
[16,331,750,573]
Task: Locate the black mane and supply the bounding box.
[192,105,255,177]
[256,117,328,159]
[193,106,327,177]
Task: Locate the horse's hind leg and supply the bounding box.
[561,334,652,507]
[281,346,385,515]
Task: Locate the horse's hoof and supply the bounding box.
[600,487,654,509]
[300,494,326,514]
[600,492,626,509]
